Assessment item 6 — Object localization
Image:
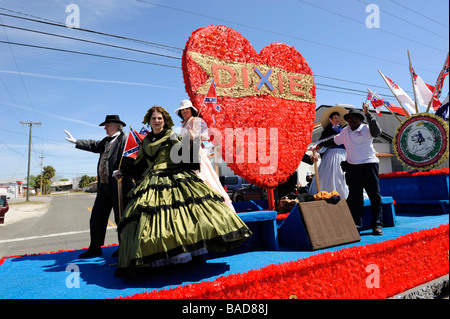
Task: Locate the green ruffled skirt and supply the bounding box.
[117,168,251,270]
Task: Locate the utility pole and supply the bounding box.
[39,151,44,196]
[20,121,41,201]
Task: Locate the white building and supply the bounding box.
[0,179,25,199]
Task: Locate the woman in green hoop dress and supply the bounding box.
[115,106,251,277]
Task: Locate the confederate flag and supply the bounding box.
[204,78,221,114]
[123,127,148,159]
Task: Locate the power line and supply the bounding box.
[0,81,23,122]
[0,6,63,25]
[0,139,26,156]
[0,37,392,98]
[0,23,181,60]
[0,38,392,93]
[136,0,445,71]
[0,10,183,54]
[0,15,43,157]
[0,6,422,106]
[0,128,110,152]
[0,39,181,69]
[390,0,449,28]
[357,0,448,40]
[0,6,439,88]
[296,0,445,53]
[0,16,38,120]
[11,148,27,179]
[316,83,368,95]
[0,17,416,96]
[0,39,409,100]
[315,74,389,91]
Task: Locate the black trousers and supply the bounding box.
[345,162,383,229]
[89,182,123,247]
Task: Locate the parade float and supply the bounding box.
[172,26,448,298]
[0,26,448,301]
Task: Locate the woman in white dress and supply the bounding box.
[309,106,349,199]
[175,100,235,212]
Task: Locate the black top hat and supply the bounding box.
[343,109,365,122]
[99,115,126,127]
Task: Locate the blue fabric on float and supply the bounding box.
[0,208,448,299]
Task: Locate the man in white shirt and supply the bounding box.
[318,104,383,235]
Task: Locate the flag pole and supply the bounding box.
[368,88,402,122]
[117,125,130,173]
[382,101,403,122]
[313,150,320,193]
[117,177,123,220]
[365,88,382,116]
[378,69,411,119]
[365,89,377,103]
[117,126,131,220]
[407,50,420,114]
[426,52,449,113]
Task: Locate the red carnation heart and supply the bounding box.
[182,25,316,188]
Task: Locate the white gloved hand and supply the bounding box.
[112,170,123,180]
[64,130,77,144]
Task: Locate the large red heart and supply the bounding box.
[182,25,316,188]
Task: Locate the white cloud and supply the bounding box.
[0,69,178,89]
[5,101,98,127]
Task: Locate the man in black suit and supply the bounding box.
[65,115,134,258]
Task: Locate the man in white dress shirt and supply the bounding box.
[318,104,383,235]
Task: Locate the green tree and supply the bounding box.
[79,175,96,188]
[34,166,56,195]
[29,175,38,188]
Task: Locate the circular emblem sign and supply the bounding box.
[394,113,449,170]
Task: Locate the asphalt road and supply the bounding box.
[0,194,118,258]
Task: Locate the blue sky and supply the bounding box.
[0,0,448,180]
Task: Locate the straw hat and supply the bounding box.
[320,106,348,128]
